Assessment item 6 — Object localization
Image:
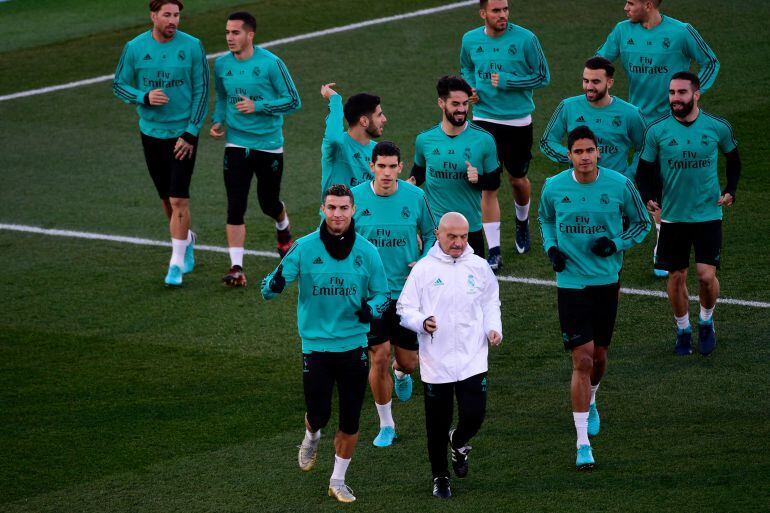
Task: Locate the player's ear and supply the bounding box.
[397,161,404,174]
[694,90,701,102]
[607,77,615,89]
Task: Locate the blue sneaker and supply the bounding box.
[373,426,397,447]
[674,327,693,356]
[515,218,530,254]
[576,444,595,470]
[486,246,503,273]
[653,253,668,278]
[164,264,183,286]
[588,403,600,437]
[698,320,716,356]
[183,231,196,274]
[394,373,413,402]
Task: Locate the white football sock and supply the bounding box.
[675,314,690,330]
[186,230,193,244]
[482,222,501,249]
[590,383,600,406]
[276,216,290,231]
[393,368,406,380]
[573,411,589,448]
[654,223,661,255]
[700,305,715,323]
[305,428,320,442]
[170,238,186,267]
[331,454,351,482]
[229,247,245,268]
[376,400,394,428]
[515,201,530,221]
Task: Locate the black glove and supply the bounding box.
[591,237,617,257]
[355,297,373,324]
[268,264,286,293]
[547,247,567,272]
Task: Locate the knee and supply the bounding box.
[226,207,246,226]
[698,269,717,286]
[307,408,331,432]
[169,197,188,211]
[573,353,593,374]
[259,198,284,219]
[396,352,418,374]
[370,346,390,372]
[668,270,687,287]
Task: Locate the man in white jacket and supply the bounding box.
[397,212,502,499]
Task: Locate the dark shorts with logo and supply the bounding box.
[472,120,533,179]
[141,133,197,199]
[655,220,722,271]
[223,147,285,224]
[368,301,418,351]
[302,346,369,435]
[557,283,620,350]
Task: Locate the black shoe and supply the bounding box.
[449,428,472,478]
[515,218,531,254]
[432,476,451,499]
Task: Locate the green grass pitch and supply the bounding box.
[1,1,769,511]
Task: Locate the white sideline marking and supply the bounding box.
[0,1,476,102]
[3,222,769,309]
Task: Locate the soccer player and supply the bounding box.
[210,11,301,287]
[596,0,719,276]
[540,57,646,180]
[261,184,389,504]
[320,83,386,197]
[410,76,500,259]
[636,72,740,357]
[460,0,550,268]
[397,212,502,499]
[351,141,436,448]
[538,126,650,470]
[112,0,209,286]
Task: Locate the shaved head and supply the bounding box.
[437,212,469,257]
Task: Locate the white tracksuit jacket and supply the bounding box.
[397,242,502,384]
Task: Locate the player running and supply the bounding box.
[352,141,436,447]
[460,0,550,268]
[636,72,740,357]
[112,0,208,286]
[210,11,301,287]
[261,184,389,503]
[410,76,500,259]
[538,126,650,470]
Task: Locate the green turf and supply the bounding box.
[1,0,769,511]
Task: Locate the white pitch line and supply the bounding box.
[0,0,476,103]
[3,222,769,309]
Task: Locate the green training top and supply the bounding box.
[212,46,301,150]
[540,95,646,179]
[352,180,437,299]
[640,111,737,223]
[261,226,389,354]
[460,23,550,120]
[113,30,209,139]
[538,166,651,289]
[414,122,499,232]
[596,16,719,122]
[321,94,376,199]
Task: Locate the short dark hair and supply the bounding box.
[479,0,489,7]
[343,93,381,126]
[228,11,256,32]
[371,141,401,163]
[436,75,473,99]
[671,71,700,90]
[323,184,355,205]
[150,0,183,12]
[584,56,615,78]
[567,126,598,151]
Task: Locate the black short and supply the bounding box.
[655,220,722,271]
[302,346,369,435]
[140,133,197,199]
[368,301,418,351]
[224,147,285,225]
[557,283,620,350]
[472,120,533,179]
[468,229,485,259]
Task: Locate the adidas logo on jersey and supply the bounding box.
[476,46,484,53]
[361,209,372,216]
[627,38,635,45]
[576,116,586,123]
[313,256,323,264]
[353,152,361,159]
[143,53,152,60]
[668,139,678,146]
[432,148,441,155]
[433,278,444,286]
[226,70,233,76]
[561,196,571,203]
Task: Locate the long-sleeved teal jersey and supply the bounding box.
[352,180,437,299]
[113,30,209,139]
[321,94,376,199]
[640,111,737,223]
[538,167,650,289]
[414,122,499,232]
[540,95,646,179]
[596,16,719,122]
[261,226,389,353]
[212,46,301,150]
[460,23,550,120]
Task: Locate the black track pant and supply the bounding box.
[423,372,487,478]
